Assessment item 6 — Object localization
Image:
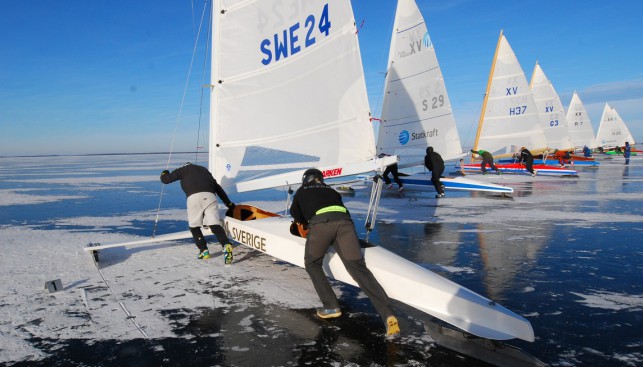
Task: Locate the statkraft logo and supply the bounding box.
[423,32,432,48]
[399,130,410,145]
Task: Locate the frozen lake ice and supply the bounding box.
[0,153,641,366]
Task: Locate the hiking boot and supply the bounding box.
[316,307,342,319]
[397,186,404,193]
[386,316,400,336]
[533,170,538,177]
[496,170,501,175]
[222,244,233,264]
[435,193,445,198]
[197,249,210,260]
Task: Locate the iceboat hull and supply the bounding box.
[460,163,578,176]
[224,206,534,342]
[86,205,534,342]
[398,173,514,193]
[498,158,599,167]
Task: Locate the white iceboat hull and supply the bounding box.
[399,173,514,193]
[86,206,534,342]
[224,208,533,342]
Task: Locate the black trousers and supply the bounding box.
[524,158,534,174]
[431,167,445,194]
[304,217,394,323]
[382,164,403,187]
[190,225,229,251]
[481,157,498,172]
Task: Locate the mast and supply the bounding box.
[472,30,503,155]
[208,0,221,175]
[529,60,539,88]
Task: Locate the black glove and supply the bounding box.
[226,202,236,210]
[161,170,170,176]
[470,149,475,153]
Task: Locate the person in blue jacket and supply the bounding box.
[624,142,632,165]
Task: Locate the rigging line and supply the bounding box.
[371,6,397,120]
[153,0,210,237]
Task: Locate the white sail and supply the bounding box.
[376,0,463,166]
[565,91,597,149]
[595,103,636,148]
[210,1,381,192]
[530,62,573,150]
[473,31,548,156]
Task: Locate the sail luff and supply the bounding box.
[472,30,503,154]
[528,60,538,89]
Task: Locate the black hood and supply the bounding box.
[426,147,434,155]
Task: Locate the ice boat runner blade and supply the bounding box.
[424,321,546,366]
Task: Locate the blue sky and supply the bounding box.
[1,0,642,156]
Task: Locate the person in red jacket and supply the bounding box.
[552,149,573,167]
[161,162,235,263]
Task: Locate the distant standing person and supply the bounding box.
[289,168,400,337]
[624,142,632,165]
[470,149,501,175]
[424,147,445,198]
[518,147,537,176]
[378,153,404,192]
[583,145,592,158]
[160,162,235,263]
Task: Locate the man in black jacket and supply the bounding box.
[424,146,445,198]
[290,168,400,337]
[517,147,537,176]
[161,162,235,263]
